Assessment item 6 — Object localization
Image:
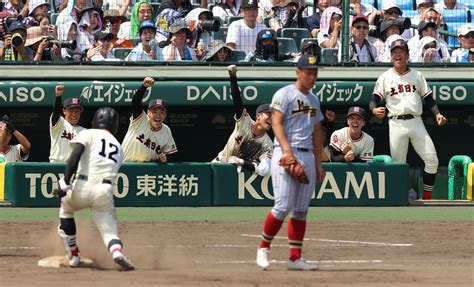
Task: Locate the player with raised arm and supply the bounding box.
[54,107,134,271]
[370,39,447,200]
[212,65,273,177]
[49,85,86,162]
[122,77,177,162]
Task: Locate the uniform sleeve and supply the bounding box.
[373,74,385,98]
[359,136,374,161]
[270,88,288,115]
[15,144,29,161]
[328,129,342,151]
[418,71,432,98]
[161,127,178,154]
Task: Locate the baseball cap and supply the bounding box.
[347,106,367,120]
[390,39,409,52]
[240,0,258,9]
[256,104,271,115]
[381,0,402,15]
[8,21,26,33]
[148,99,167,110]
[259,29,275,39]
[418,20,437,33]
[63,98,83,110]
[457,24,474,37]
[351,14,368,26]
[139,19,157,33]
[297,54,318,69]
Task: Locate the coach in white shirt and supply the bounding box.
[226,0,266,54]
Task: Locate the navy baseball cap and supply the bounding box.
[8,21,26,33]
[63,98,83,110]
[256,104,271,114]
[297,54,318,69]
[347,106,367,120]
[390,39,409,52]
[148,99,167,110]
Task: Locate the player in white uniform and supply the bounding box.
[0,115,31,162]
[49,85,86,162]
[256,54,325,271]
[325,106,374,162]
[213,65,273,176]
[370,39,447,200]
[55,107,134,271]
[122,77,178,162]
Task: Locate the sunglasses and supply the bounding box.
[354,25,369,30]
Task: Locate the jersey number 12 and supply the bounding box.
[99,138,119,163]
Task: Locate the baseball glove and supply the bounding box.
[279,155,309,184]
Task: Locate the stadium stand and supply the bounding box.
[264,17,271,28]
[446,22,464,48]
[397,0,416,11]
[281,28,312,50]
[231,50,247,61]
[443,9,468,23]
[228,16,244,25]
[112,48,133,60]
[361,0,376,9]
[212,27,228,42]
[402,10,418,19]
[320,48,338,64]
[458,0,474,9]
[50,13,59,25]
[277,37,299,54]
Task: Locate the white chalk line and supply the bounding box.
[196,259,384,265]
[241,234,413,247]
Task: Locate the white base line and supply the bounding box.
[196,259,384,264]
[241,234,413,247]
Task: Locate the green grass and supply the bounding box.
[0,207,472,221]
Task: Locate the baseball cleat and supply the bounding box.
[68,255,80,267]
[287,259,317,271]
[256,248,270,270]
[113,254,135,271]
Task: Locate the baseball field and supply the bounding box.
[0,206,472,286]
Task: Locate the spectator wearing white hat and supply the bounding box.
[451,24,474,63]
[408,20,449,61]
[434,0,469,11]
[412,0,437,25]
[411,36,442,62]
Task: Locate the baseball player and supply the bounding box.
[49,85,86,162]
[370,39,447,200]
[212,65,273,176]
[122,77,177,162]
[324,106,374,162]
[55,107,134,271]
[256,54,325,271]
[0,115,31,162]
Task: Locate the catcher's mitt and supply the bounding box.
[279,155,309,184]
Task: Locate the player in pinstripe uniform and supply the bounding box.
[49,85,86,162]
[256,54,325,271]
[370,39,447,200]
[324,106,374,162]
[122,77,178,162]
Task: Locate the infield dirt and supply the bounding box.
[0,221,472,286]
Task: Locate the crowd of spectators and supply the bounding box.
[0,0,473,63]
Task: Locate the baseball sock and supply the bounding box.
[423,172,436,200]
[259,212,284,249]
[288,217,306,261]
